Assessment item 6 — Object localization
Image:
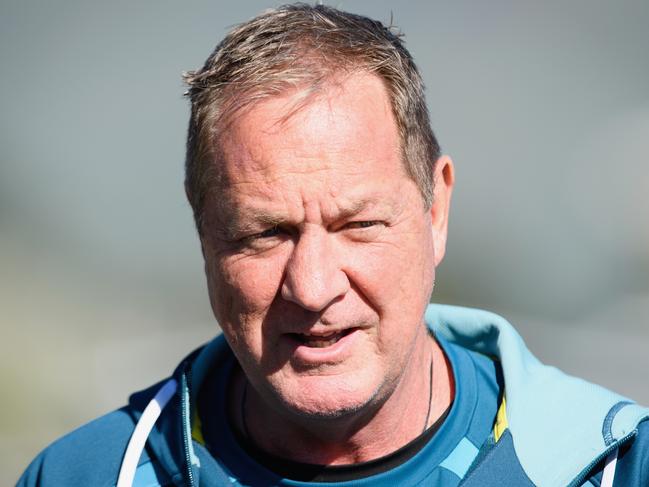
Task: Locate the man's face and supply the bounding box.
[200,73,451,419]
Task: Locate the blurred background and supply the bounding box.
[2,0,648,483]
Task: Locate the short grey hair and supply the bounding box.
[184,3,441,231]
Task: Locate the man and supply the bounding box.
[18,4,648,486]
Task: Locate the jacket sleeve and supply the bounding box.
[15,408,135,487]
[16,453,45,487]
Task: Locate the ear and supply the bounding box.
[429,155,455,267]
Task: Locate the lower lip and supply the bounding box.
[285,328,362,365]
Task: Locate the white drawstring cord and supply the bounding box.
[600,448,618,487]
[116,379,178,487]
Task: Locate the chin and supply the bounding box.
[269,370,385,421]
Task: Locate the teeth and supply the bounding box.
[300,332,344,348]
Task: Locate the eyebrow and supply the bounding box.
[217,211,283,241]
[335,198,386,219]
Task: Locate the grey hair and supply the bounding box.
[184,3,440,231]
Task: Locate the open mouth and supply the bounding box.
[290,328,356,348]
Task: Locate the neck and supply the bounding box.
[230,331,454,465]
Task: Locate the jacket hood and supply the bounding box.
[425,304,649,486]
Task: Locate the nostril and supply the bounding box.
[280,233,351,311]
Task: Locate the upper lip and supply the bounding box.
[290,328,351,337]
[287,325,362,337]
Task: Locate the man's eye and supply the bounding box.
[346,221,379,229]
[256,226,281,239]
[341,221,385,241]
[237,226,284,250]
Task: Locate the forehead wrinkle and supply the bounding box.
[225,157,363,191]
[222,136,347,185]
[251,192,399,226]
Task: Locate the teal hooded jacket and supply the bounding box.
[17,305,649,486]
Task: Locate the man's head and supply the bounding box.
[184,3,441,231]
[185,4,454,426]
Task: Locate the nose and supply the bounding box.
[281,228,350,312]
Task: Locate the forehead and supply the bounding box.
[220,73,401,181]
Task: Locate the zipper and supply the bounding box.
[566,430,636,487]
[180,371,197,487]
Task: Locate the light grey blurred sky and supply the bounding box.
[2,1,648,483]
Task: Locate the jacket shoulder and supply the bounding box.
[17,406,138,487]
[17,377,175,487]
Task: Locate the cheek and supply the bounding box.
[345,229,434,342]
[351,232,433,300]
[208,251,288,324]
